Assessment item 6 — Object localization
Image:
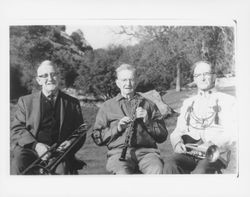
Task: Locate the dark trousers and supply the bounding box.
[164,153,224,174]
[11,145,67,175]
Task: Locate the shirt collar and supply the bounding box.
[42,89,59,99]
[198,88,216,98]
[115,92,141,102]
[115,93,124,101]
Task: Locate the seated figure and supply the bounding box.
[165,61,237,174]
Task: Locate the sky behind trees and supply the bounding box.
[66,26,138,49]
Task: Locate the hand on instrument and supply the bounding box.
[175,142,187,154]
[117,116,132,133]
[57,140,72,152]
[35,142,51,160]
[136,107,148,123]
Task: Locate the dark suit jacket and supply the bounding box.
[11,90,85,154]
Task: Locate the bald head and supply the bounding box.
[193,61,212,75]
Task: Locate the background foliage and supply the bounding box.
[10,25,235,100]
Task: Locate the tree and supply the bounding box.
[10,26,92,99]
[10,26,56,96]
[74,46,125,99]
[117,25,235,91]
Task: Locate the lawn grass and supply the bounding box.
[78,86,236,174]
[77,104,109,174]
[10,86,237,174]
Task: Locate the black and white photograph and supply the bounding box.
[9,24,237,175]
[1,0,250,197]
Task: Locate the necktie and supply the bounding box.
[47,94,55,106]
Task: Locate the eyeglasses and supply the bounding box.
[193,72,213,78]
[38,72,58,79]
[120,79,135,83]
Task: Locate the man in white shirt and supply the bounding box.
[165,61,237,174]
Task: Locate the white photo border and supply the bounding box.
[1,0,250,197]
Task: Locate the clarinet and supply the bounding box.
[119,98,142,161]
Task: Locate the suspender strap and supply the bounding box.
[213,99,221,125]
[186,101,195,126]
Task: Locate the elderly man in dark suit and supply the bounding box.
[11,60,86,175]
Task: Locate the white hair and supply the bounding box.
[37,60,57,75]
[116,64,136,77]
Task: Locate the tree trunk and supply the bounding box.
[176,62,181,92]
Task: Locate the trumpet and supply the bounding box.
[22,123,88,175]
[184,143,231,168]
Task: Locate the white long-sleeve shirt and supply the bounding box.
[171,89,237,151]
